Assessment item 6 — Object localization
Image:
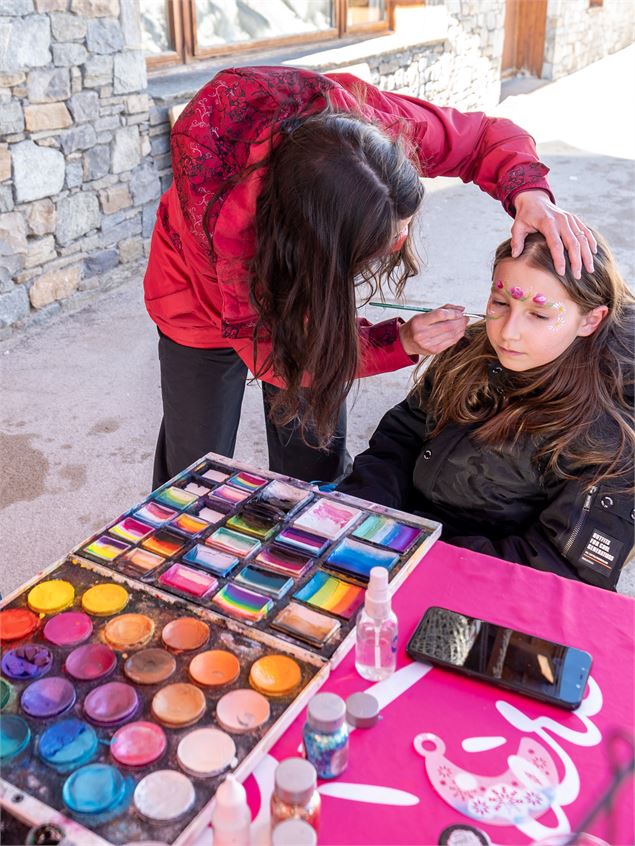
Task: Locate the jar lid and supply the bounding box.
[307,692,346,733]
[272,819,317,846]
[345,692,380,728]
[274,757,317,805]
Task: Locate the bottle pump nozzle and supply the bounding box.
[364,567,390,619]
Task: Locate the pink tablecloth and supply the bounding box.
[245,542,635,846]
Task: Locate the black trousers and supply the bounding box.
[152,333,351,489]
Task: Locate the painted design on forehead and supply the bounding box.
[487,280,567,327]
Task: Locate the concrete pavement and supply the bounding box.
[1,45,633,597]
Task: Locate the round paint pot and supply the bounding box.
[21,676,76,719]
[0,714,31,761]
[123,648,176,685]
[249,654,302,697]
[0,608,40,642]
[216,689,270,734]
[44,611,93,647]
[0,678,15,711]
[161,617,209,652]
[66,643,117,681]
[111,722,167,768]
[81,583,129,617]
[133,770,195,823]
[84,681,139,726]
[1,644,53,681]
[176,728,236,778]
[63,763,127,816]
[38,718,98,773]
[151,683,206,728]
[103,614,155,651]
[27,580,75,615]
[188,649,240,688]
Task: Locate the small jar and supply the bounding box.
[270,758,320,833]
[302,692,349,779]
[271,818,318,846]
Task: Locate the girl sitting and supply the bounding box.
[337,232,634,589]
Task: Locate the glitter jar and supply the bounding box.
[270,758,320,833]
[302,692,349,779]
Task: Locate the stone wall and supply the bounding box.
[543,0,635,79]
[0,0,160,337]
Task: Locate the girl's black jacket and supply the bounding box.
[337,362,634,590]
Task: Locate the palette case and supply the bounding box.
[0,453,440,846]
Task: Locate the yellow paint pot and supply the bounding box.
[81,583,129,617]
[27,580,75,615]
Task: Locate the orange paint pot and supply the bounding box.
[189,650,240,688]
[0,608,40,642]
[161,617,209,652]
[151,683,206,728]
[249,654,302,698]
[103,614,155,651]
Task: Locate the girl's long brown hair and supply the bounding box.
[418,231,634,491]
[250,109,423,445]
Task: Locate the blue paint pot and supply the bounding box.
[63,763,128,816]
[38,718,98,772]
[0,714,31,760]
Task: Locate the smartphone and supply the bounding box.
[406,606,592,709]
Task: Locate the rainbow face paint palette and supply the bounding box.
[352,513,423,552]
[0,558,326,846]
[326,537,400,580]
[294,571,365,619]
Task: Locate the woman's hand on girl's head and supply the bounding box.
[511,190,597,280]
[399,305,468,357]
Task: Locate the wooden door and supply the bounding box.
[501,0,548,78]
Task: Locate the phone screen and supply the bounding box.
[407,607,592,708]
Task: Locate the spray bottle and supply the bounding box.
[355,566,398,681]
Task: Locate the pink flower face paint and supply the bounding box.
[486,281,565,327]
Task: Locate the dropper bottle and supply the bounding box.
[355,566,398,681]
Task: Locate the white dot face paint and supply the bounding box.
[485,260,591,371]
[133,769,195,821]
[177,727,236,778]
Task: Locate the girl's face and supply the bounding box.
[485,259,605,371]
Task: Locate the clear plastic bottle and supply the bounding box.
[355,567,398,681]
[211,774,250,846]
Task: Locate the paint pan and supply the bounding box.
[254,479,312,517]
[123,647,176,685]
[141,529,187,558]
[0,608,40,642]
[158,563,218,599]
[63,763,130,816]
[294,499,362,540]
[226,471,268,493]
[0,678,14,711]
[249,654,302,697]
[188,649,240,688]
[151,682,206,728]
[2,644,53,680]
[177,728,236,778]
[255,545,313,579]
[154,485,198,511]
[294,571,364,619]
[133,501,178,527]
[161,617,209,652]
[27,579,75,614]
[43,611,93,647]
[212,583,273,623]
[206,526,261,557]
[82,535,131,563]
[110,721,167,767]
[103,613,154,650]
[271,602,341,648]
[182,544,239,577]
[120,547,165,576]
[38,718,98,772]
[133,770,195,822]
[275,526,330,556]
[209,483,251,506]
[66,650,101,697]
[226,510,278,540]
[234,565,293,599]
[81,583,129,616]
[21,676,76,718]
[352,513,423,552]
[216,689,270,734]
[0,714,31,761]
[325,537,400,580]
[168,512,210,536]
[83,681,139,726]
[108,516,154,544]
[183,480,213,496]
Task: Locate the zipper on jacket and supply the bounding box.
[562,485,597,557]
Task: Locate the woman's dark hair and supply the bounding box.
[239,108,423,446]
[418,231,635,492]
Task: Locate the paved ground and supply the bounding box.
[1,46,633,598]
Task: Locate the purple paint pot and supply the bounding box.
[44,612,93,647]
[65,643,117,682]
[21,676,76,719]
[1,644,53,681]
[84,681,139,726]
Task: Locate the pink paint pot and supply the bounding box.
[84,681,139,726]
[110,721,167,767]
[43,612,93,647]
[65,643,117,681]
